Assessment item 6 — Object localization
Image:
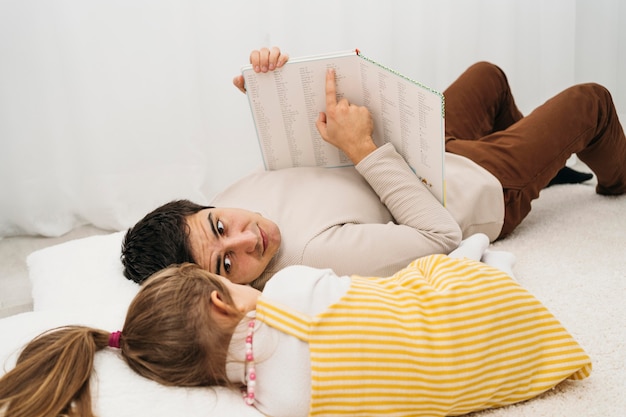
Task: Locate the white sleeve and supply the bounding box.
[447,233,516,279]
[448,233,490,261]
[262,265,351,316]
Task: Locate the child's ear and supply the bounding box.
[210,290,229,314]
[210,290,239,319]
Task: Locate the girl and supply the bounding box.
[0,240,590,417]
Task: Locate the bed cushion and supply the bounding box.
[27,231,135,318]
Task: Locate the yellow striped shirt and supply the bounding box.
[256,254,591,416]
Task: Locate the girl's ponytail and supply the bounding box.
[0,325,109,417]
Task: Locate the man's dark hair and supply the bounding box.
[121,199,212,284]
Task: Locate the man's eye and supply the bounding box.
[216,220,225,235]
[223,256,232,273]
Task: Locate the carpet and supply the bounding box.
[471,178,626,416]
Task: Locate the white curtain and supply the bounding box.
[1,0,624,237]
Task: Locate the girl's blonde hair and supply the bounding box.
[0,263,243,417]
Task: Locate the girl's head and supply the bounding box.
[122,262,245,387]
[0,263,254,417]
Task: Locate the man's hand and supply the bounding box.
[315,68,377,165]
[233,47,289,94]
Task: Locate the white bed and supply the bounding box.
[1,179,625,417]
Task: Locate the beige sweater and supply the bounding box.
[211,143,503,287]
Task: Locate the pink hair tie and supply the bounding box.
[108,331,122,349]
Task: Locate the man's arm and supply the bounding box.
[298,141,462,278]
[314,68,462,255]
[228,47,462,277]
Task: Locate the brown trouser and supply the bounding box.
[444,62,626,238]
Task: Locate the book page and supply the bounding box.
[356,57,445,203]
[243,52,358,170]
[242,51,445,204]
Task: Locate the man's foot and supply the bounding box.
[546,166,593,187]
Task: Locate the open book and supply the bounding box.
[242,49,446,205]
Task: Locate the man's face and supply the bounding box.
[186,208,281,284]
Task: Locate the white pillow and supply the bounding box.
[4,232,265,417]
[27,231,136,320]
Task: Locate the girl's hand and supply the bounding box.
[233,46,289,94]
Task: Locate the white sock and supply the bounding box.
[448,233,490,262]
[481,249,516,279]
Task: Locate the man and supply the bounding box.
[122,47,626,288]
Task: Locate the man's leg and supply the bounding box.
[447,82,626,238]
[575,85,626,196]
[444,61,523,140]
[444,62,592,190]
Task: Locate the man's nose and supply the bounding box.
[225,230,257,253]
